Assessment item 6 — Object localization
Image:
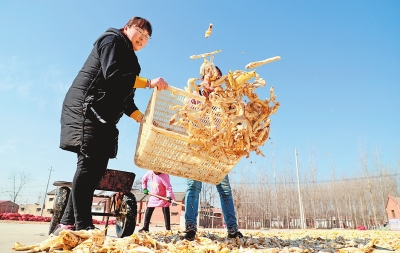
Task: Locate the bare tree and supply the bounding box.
[7,170,33,212]
[37,192,43,205]
[308,147,318,228]
[132,179,142,191]
[359,142,378,228]
[226,144,400,230]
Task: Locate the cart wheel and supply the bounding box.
[116,194,137,238]
[48,186,70,235]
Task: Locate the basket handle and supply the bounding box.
[146,86,159,125]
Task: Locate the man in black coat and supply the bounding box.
[54,16,168,234]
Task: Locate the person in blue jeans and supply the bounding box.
[184,175,243,240]
[184,65,243,241]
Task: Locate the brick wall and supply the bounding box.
[386,194,400,219]
[137,200,185,226]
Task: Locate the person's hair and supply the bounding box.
[124,17,152,37]
[215,66,222,76]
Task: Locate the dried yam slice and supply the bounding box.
[245,56,281,69]
[189,50,221,60]
[205,23,213,38]
[12,242,39,251]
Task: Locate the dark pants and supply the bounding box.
[143,206,171,230]
[60,151,109,230]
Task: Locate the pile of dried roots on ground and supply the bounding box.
[12,229,400,252]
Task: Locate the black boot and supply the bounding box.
[184,224,197,241]
[228,231,243,238]
[139,207,154,233]
[138,225,149,233]
[162,207,171,230]
[184,230,196,241]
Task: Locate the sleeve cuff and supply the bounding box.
[130,110,143,122]
[135,76,147,88]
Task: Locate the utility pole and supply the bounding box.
[295,149,306,229]
[40,167,54,216]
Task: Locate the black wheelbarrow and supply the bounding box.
[48,168,137,238]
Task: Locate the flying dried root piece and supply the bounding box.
[187,77,201,93]
[235,70,257,88]
[227,70,238,90]
[205,23,213,38]
[245,56,281,69]
[189,50,221,60]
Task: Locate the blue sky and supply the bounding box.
[0,1,399,204]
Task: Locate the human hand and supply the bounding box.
[167,196,172,203]
[143,189,149,195]
[149,77,168,90]
[137,114,144,123]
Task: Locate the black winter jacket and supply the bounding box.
[60,28,141,158]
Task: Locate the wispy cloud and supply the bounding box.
[0,55,72,109]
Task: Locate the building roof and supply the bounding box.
[0,200,18,205]
[387,194,400,207]
[47,189,57,195]
[393,196,400,204]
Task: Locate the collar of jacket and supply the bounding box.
[94,28,133,51]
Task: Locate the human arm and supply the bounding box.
[160,174,176,201]
[97,35,144,122]
[98,35,168,90]
[97,35,167,123]
[134,76,169,90]
[124,90,143,123]
[141,172,149,193]
[124,77,169,123]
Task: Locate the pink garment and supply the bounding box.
[142,171,176,207]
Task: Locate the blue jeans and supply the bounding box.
[184,175,239,234]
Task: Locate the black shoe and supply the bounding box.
[85,225,99,231]
[138,227,149,233]
[52,224,75,236]
[228,231,243,238]
[75,225,99,231]
[184,230,196,241]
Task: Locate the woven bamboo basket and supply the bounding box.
[134,86,241,185]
